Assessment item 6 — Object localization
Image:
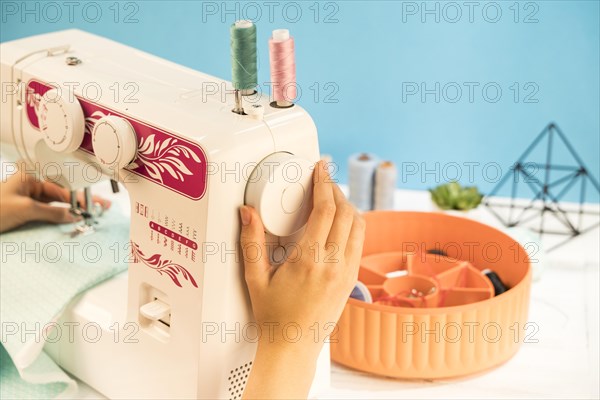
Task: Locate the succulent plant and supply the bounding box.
[429,182,483,211]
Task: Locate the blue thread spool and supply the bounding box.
[350,281,372,303]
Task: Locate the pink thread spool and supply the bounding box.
[269,29,296,107]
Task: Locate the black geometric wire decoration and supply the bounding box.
[484,122,600,251]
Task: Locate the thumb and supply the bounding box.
[31,202,81,225]
[239,205,270,288]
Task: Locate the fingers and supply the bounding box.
[303,161,336,246]
[38,181,70,203]
[92,195,112,209]
[239,205,270,290]
[70,188,111,210]
[30,201,81,225]
[18,173,45,197]
[326,183,355,256]
[33,180,112,210]
[345,212,366,280]
[75,192,112,210]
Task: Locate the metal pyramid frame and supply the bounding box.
[484,123,600,251]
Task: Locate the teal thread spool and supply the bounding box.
[230,20,258,92]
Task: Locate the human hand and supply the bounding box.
[0,171,111,233]
[240,160,365,399]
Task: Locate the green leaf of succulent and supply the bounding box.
[430,182,483,211]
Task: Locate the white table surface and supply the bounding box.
[74,185,600,399]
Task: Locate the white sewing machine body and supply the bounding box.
[0,29,329,399]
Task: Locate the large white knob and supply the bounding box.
[245,152,314,237]
[91,115,137,170]
[39,88,85,153]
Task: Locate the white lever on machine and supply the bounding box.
[140,299,171,321]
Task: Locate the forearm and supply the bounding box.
[242,340,321,400]
[239,162,364,399]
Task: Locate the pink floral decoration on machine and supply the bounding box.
[131,241,198,288]
[26,80,207,200]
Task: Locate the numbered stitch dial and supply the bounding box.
[91,115,138,170]
[39,88,85,153]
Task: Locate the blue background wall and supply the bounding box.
[2,0,599,202]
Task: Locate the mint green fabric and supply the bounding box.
[1,345,67,399]
[0,208,129,399]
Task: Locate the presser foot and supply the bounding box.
[71,222,96,237]
[69,202,106,237]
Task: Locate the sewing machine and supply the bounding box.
[0,29,329,399]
